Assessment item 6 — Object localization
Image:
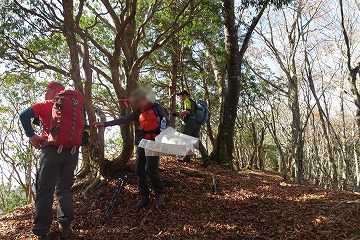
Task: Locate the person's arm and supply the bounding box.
[19,107,44,149]
[94,111,140,128]
[19,108,36,137]
[179,110,190,118]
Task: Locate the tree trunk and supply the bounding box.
[268,104,287,179]
[203,36,225,108]
[339,0,360,137]
[339,0,360,188]
[249,120,258,169]
[305,53,338,188]
[211,0,241,166]
[62,0,99,178]
[354,137,360,188]
[62,0,83,92]
[79,38,104,178]
[202,76,216,147]
[258,127,265,170]
[289,78,303,184]
[106,17,138,175]
[212,0,270,167]
[169,38,180,126]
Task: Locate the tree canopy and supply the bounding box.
[1,0,360,228]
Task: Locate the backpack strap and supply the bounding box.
[152,103,168,119]
[49,94,63,153]
[50,94,62,138]
[69,97,79,144]
[152,103,170,127]
[186,99,198,122]
[188,98,197,114]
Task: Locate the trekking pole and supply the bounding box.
[100,175,127,225]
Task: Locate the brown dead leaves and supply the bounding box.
[1,157,360,239]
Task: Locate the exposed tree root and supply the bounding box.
[76,164,91,179]
[179,169,207,178]
[72,181,87,193]
[99,159,132,179]
[77,144,100,179]
[83,173,107,199]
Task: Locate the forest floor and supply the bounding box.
[1,157,360,240]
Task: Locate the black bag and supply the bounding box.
[81,125,90,146]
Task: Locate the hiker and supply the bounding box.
[172,90,211,168]
[93,87,170,209]
[19,82,85,240]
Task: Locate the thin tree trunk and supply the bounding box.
[355,137,360,188]
[258,127,265,170]
[289,74,303,183]
[202,76,216,147]
[249,120,258,169]
[62,0,98,178]
[304,54,338,188]
[169,38,179,126]
[212,0,270,167]
[339,0,360,136]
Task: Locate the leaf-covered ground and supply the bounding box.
[2,157,360,240]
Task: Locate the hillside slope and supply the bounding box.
[1,157,360,240]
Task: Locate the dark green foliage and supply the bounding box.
[240,0,292,9]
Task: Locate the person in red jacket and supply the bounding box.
[19,82,78,240]
[94,88,170,209]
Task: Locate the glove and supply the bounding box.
[30,135,44,149]
[172,112,179,117]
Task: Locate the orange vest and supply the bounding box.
[139,108,159,140]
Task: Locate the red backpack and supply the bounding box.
[47,90,85,153]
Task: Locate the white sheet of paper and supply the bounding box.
[138,127,199,156]
[155,127,199,148]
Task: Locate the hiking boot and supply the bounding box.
[178,156,191,163]
[202,158,211,168]
[58,222,72,238]
[37,233,50,240]
[131,197,149,209]
[153,194,164,206]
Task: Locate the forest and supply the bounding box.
[1,0,360,239]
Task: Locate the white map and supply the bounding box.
[138,127,199,156]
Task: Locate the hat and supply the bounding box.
[176,90,190,96]
[47,81,65,93]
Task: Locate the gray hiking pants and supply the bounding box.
[33,146,78,236]
[181,118,209,162]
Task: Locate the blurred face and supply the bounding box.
[178,94,187,102]
[134,97,149,109]
[44,88,56,100]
